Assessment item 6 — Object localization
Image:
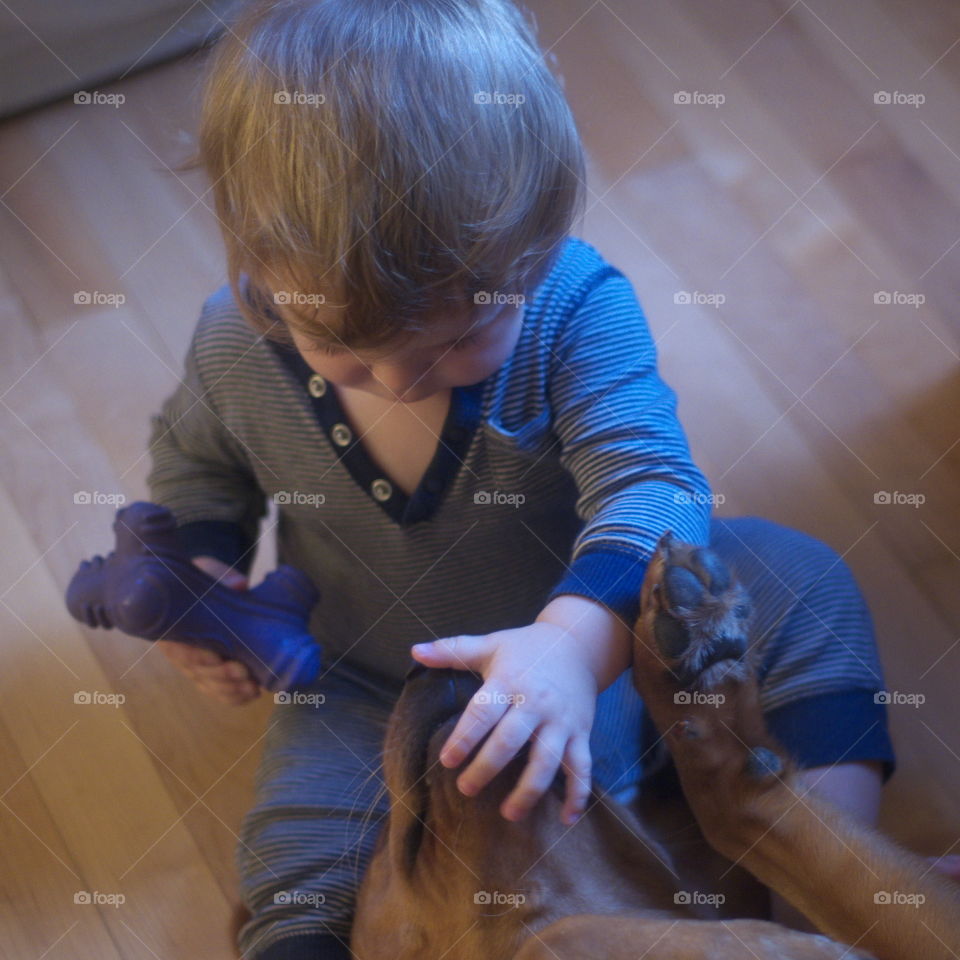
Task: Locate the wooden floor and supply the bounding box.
[1,0,959,955]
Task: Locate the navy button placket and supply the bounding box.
[266,339,485,526]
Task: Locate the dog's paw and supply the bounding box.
[642,531,754,691]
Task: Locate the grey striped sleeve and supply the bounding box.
[146,305,267,558]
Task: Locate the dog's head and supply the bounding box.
[351,662,566,959]
[380,662,565,883]
[353,662,683,960]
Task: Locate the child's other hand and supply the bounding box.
[156,555,261,706]
[410,624,597,827]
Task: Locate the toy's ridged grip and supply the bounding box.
[65,502,322,692]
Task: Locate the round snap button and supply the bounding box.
[371,478,393,501]
[331,422,352,446]
[307,374,327,398]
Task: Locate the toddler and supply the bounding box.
[148,2,895,957]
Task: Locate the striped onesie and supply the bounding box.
[147,235,895,960]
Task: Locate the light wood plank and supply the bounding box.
[2,4,959,951]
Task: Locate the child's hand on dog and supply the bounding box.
[410,625,597,827]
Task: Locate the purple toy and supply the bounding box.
[65,501,321,692]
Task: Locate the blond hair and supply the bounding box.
[185,0,586,350]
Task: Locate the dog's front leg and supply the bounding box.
[513,915,872,959]
[631,531,960,960]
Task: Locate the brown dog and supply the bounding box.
[351,532,960,959]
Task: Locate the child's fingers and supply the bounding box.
[196,676,260,705]
[438,680,511,768]
[157,639,260,703]
[191,555,249,591]
[559,735,592,825]
[157,638,225,669]
[191,660,253,684]
[498,724,567,822]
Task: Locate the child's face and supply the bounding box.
[283,299,525,403]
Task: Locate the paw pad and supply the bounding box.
[663,564,706,610]
[647,532,753,691]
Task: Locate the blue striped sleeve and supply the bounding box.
[543,267,712,624]
[547,546,650,625]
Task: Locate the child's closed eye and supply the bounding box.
[310,338,477,356]
[450,332,483,350]
[304,327,485,358]
[313,341,345,356]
